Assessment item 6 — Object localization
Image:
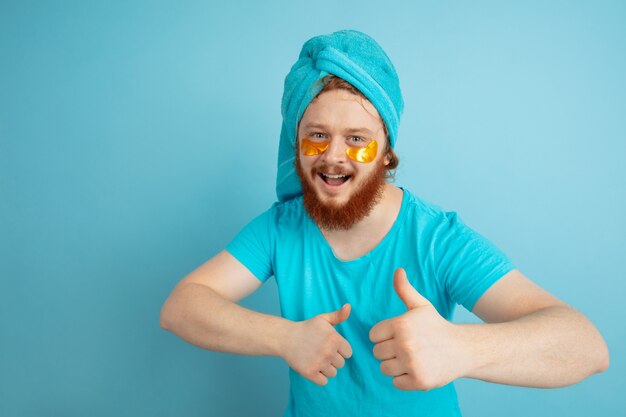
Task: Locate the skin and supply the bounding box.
[296,89,404,261]
[296,88,390,208]
[160,88,610,392]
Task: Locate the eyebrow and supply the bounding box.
[301,122,376,136]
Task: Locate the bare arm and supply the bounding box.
[160,250,292,356]
[462,270,609,387]
[370,269,609,391]
[160,250,353,386]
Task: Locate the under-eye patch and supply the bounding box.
[300,138,378,163]
[301,138,330,156]
[346,140,378,163]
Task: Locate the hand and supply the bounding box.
[369,268,471,391]
[282,304,353,386]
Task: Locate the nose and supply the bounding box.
[319,138,348,164]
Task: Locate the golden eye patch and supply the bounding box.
[346,140,377,163]
[301,138,330,156]
[300,138,378,163]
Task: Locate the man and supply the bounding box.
[160,30,609,416]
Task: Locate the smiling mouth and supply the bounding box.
[318,172,351,186]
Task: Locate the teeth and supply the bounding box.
[322,173,347,179]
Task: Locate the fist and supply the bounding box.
[283,304,353,386]
[369,269,470,391]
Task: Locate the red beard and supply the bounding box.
[295,153,387,231]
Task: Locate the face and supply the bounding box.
[295,89,391,230]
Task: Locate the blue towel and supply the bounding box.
[276,30,404,202]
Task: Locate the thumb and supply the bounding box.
[393,268,431,310]
[318,303,351,325]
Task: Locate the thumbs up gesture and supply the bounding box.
[369,269,471,391]
[282,304,353,386]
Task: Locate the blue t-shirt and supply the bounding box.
[226,187,516,417]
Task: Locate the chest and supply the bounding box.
[323,232,386,261]
[272,224,453,322]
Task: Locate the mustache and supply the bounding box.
[311,163,353,176]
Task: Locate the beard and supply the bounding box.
[295,153,387,231]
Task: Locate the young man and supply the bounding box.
[160,30,609,416]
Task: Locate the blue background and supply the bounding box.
[1,1,624,416]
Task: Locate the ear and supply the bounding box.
[381,134,392,166]
[384,152,391,166]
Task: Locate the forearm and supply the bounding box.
[459,306,610,388]
[160,283,292,357]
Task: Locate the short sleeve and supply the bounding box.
[432,212,516,312]
[225,208,275,283]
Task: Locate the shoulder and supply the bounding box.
[270,195,305,218]
[401,187,458,226]
[228,197,307,252]
[398,188,476,248]
[255,196,308,230]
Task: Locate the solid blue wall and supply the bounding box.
[1,1,624,416]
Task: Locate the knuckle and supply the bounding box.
[406,357,419,373]
[344,344,353,357]
[333,356,343,367]
[326,335,335,346]
[322,346,335,359]
[331,334,345,348]
[399,337,419,355]
[305,366,319,379]
[411,371,434,391]
[391,317,406,330]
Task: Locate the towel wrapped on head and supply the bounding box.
[276,29,404,202]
